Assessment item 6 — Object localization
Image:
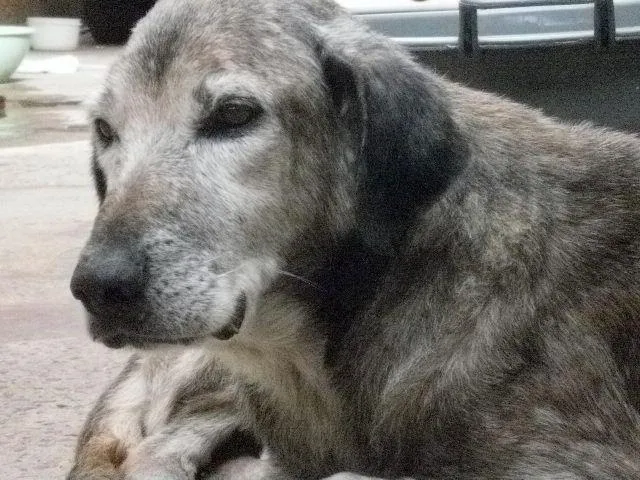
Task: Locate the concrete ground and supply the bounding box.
[0,47,130,479]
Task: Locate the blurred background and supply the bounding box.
[1,0,81,23]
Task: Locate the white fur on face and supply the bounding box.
[85,60,340,345]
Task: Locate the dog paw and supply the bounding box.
[121,453,200,480]
[124,472,190,480]
[322,475,367,480]
[67,464,125,480]
[201,456,287,479]
[122,461,195,480]
[322,474,403,480]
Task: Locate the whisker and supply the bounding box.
[215,265,243,278]
[276,269,325,291]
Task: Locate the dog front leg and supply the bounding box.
[122,411,242,480]
[69,349,248,480]
[68,354,147,480]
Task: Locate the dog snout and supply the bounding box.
[70,245,147,316]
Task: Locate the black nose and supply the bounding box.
[70,247,147,315]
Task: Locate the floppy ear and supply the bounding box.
[319,26,467,252]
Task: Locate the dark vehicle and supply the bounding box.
[83,0,156,44]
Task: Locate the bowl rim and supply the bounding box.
[27,17,82,26]
[0,26,34,37]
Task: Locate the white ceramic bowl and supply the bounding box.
[27,17,81,51]
[0,26,33,82]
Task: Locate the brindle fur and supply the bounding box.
[68,0,640,478]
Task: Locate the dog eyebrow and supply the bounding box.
[90,89,115,119]
[194,71,270,109]
[192,73,239,108]
[193,81,215,108]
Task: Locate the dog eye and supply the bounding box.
[199,99,262,137]
[94,118,117,147]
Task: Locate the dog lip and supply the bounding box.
[96,331,203,349]
[99,334,129,349]
[90,293,248,347]
[88,316,202,349]
[213,292,247,340]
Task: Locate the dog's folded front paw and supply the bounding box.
[123,467,193,480]
[124,470,191,480]
[121,455,196,480]
[68,436,129,480]
[67,464,125,480]
[200,456,292,480]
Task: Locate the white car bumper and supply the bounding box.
[339,0,640,50]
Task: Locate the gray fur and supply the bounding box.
[68,0,640,478]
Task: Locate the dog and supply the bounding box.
[67,0,640,478]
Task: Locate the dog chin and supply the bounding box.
[89,294,248,349]
[96,332,198,349]
[93,325,240,349]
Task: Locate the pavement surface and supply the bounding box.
[1,47,130,479]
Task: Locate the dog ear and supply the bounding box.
[319,25,467,253]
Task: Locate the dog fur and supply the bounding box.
[68,0,640,478]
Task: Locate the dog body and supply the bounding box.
[68,0,640,478]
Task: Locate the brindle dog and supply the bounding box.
[68,0,640,478]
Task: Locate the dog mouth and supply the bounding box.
[100,333,204,349]
[94,293,247,349]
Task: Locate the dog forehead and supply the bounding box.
[99,11,339,131]
[103,1,331,106]
[123,0,330,80]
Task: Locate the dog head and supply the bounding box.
[70,0,465,348]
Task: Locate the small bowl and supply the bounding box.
[0,26,33,83]
[27,17,81,51]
